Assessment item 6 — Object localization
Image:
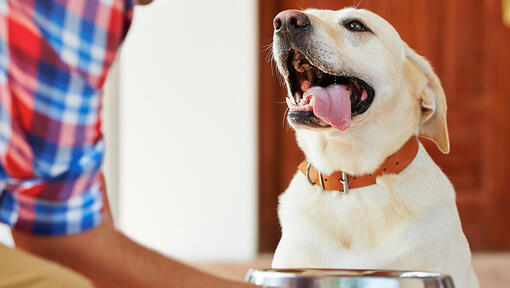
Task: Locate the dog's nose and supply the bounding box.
[273,10,310,33]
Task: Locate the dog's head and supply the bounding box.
[272,8,449,174]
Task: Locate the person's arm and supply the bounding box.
[13,174,255,288]
[13,220,255,288]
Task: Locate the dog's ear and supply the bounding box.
[405,45,450,154]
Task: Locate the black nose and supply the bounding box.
[273,10,310,33]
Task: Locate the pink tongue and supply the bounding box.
[305,85,351,131]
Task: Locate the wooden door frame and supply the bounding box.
[258,0,283,253]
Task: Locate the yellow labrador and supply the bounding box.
[271,8,479,288]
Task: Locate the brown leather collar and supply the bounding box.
[298,137,419,193]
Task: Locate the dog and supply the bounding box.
[271,8,479,288]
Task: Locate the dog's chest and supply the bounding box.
[274,157,458,270]
[280,175,412,244]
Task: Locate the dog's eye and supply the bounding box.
[345,20,369,32]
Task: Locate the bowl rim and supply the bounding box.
[245,268,455,287]
[246,268,452,279]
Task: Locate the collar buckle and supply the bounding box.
[305,163,313,185]
[338,172,349,194]
[306,162,326,190]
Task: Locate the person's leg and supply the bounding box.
[0,244,93,288]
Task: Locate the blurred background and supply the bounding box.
[1,0,510,287]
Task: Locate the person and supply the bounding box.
[0,0,257,287]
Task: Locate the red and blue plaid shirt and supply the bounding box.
[0,0,133,235]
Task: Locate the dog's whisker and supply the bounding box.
[266,49,274,64]
[282,106,290,128]
[262,42,274,52]
[352,0,362,9]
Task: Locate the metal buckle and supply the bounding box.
[306,163,325,190]
[318,171,325,190]
[306,163,314,185]
[338,171,349,194]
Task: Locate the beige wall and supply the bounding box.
[117,1,258,262]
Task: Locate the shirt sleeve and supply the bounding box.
[0,0,133,235]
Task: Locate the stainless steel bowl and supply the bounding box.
[245,268,455,288]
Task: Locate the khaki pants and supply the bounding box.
[0,244,93,288]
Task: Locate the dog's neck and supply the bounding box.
[296,130,416,175]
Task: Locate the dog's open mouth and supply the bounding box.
[285,49,375,130]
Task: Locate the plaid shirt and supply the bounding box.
[0,0,133,235]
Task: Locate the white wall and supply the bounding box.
[118,1,258,262]
[102,61,121,224]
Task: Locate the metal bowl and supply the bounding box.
[245,268,455,288]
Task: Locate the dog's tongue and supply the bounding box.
[306,84,351,131]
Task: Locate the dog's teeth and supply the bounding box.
[295,91,303,103]
[295,62,310,73]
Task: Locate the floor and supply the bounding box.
[195,253,510,288]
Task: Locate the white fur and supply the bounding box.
[272,8,479,288]
[273,145,479,288]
